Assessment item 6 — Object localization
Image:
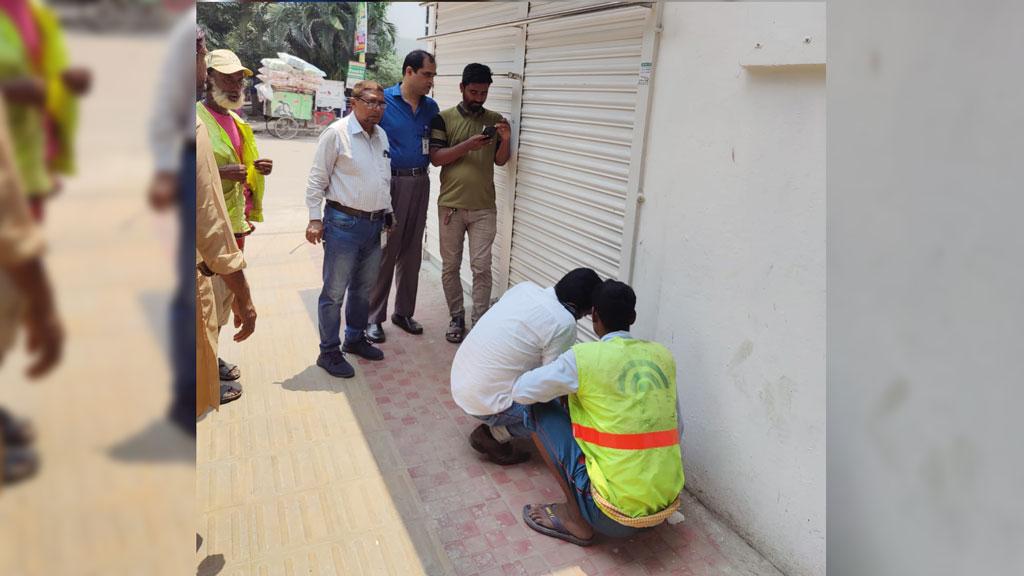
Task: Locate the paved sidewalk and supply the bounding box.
[197,135,785,576]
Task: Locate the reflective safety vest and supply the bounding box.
[196,102,264,234]
[570,337,685,519]
[0,1,78,197]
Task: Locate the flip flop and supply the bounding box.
[219,358,241,381]
[220,383,243,405]
[522,504,593,547]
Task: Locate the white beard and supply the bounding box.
[211,85,244,110]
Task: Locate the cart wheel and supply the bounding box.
[271,117,299,140]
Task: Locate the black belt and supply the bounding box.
[326,200,386,221]
[391,166,428,177]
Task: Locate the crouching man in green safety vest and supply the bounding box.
[511,280,685,545]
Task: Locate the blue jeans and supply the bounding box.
[171,145,197,418]
[318,205,383,353]
[473,402,533,439]
[532,400,641,539]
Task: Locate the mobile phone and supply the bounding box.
[481,125,497,139]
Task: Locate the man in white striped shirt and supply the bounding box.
[305,80,394,378]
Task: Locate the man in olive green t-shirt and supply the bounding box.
[429,63,512,343]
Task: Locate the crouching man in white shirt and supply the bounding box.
[449,268,602,465]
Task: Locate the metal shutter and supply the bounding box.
[434,2,524,35]
[508,6,652,339]
[426,26,524,303]
[527,0,634,18]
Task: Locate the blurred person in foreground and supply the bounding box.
[0,93,63,485]
[512,280,685,546]
[0,0,91,221]
[305,80,393,379]
[149,9,204,431]
[196,48,273,402]
[148,22,257,433]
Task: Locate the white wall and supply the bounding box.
[632,3,825,576]
[828,2,1024,575]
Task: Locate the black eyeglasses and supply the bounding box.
[354,96,386,109]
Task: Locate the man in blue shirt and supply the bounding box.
[367,50,439,343]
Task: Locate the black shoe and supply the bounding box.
[391,314,423,335]
[445,316,466,343]
[366,323,386,343]
[317,350,355,378]
[469,424,531,466]
[342,339,385,361]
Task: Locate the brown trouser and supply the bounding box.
[439,207,497,325]
[369,174,430,323]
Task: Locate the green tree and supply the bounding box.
[367,49,401,88]
[197,1,398,84]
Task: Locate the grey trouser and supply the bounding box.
[438,206,497,325]
[369,174,431,323]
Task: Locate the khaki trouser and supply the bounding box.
[438,207,497,325]
[0,270,19,360]
[196,272,220,417]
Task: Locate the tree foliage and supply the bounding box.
[198,1,397,83]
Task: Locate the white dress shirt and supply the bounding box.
[149,7,197,173]
[305,114,392,220]
[512,330,686,439]
[450,282,579,416]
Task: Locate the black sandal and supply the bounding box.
[220,383,243,405]
[218,358,241,381]
[445,317,465,344]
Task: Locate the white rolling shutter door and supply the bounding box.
[433,1,524,35]
[527,0,634,18]
[426,26,523,302]
[508,7,650,292]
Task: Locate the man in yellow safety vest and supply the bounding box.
[511,280,685,545]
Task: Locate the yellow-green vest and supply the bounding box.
[195,102,264,234]
[0,1,78,198]
[570,337,685,518]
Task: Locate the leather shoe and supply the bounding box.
[391,314,423,335]
[342,339,385,361]
[366,323,386,343]
[469,424,530,466]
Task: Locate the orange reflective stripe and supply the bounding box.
[572,423,679,450]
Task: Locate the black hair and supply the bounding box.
[402,50,435,75]
[592,280,636,332]
[461,63,493,86]
[554,268,603,319]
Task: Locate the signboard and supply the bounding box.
[316,79,346,109]
[354,1,368,56]
[270,91,313,121]
[346,61,366,89]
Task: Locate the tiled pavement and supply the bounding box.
[197,135,785,576]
